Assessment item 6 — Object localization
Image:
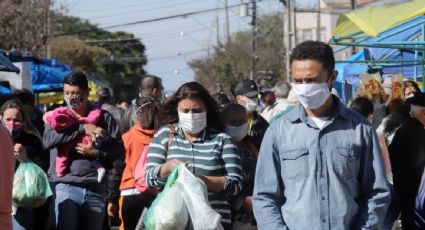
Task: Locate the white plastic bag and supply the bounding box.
[174,165,223,230]
[154,185,189,230]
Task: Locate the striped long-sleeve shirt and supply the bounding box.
[145,124,243,224]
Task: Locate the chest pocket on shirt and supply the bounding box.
[332,147,360,180]
[280,148,309,179]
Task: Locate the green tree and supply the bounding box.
[51,13,147,102]
[0,0,49,52]
[189,13,285,91]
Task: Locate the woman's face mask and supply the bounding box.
[2,108,24,138]
[3,120,24,138]
[178,112,207,134]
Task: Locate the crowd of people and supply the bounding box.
[0,40,425,230]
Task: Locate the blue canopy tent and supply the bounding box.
[0,85,11,95]
[30,58,73,93]
[29,58,112,106]
[331,14,425,103]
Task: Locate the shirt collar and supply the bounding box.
[175,123,207,142]
[287,95,349,123]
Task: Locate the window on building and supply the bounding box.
[302,29,313,42]
[320,28,327,42]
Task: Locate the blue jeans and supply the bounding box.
[12,207,34,230]
[54,183,106,230]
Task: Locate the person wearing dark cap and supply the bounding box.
[389,92,425,229]
[96,87,122,124]
[233,80,269,150]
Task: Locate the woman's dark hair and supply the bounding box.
[0,99,25,120]
[350,97,373,118]
[137,97,163,130]
[404,80,421,93]
[11,89,35,107]
[163,82,225,131]
[64,71,89,91]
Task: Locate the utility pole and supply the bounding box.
[216,14,220,46]
[285,0,292,82]
[250,0,257,80]
[281,10,286,82]
[224,0,231,44]
[292,0,297,47]
[44,0,51,58]
[316,0,321,41]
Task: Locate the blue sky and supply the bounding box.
[56,0,315,91]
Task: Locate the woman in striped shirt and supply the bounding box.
[145,82,243,229]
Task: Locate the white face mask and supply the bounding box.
[178,112,207,134]
[227,122,249,141]
[291,83,331,109]
[243,97,258,113]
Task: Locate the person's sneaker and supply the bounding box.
[97,167,106,183]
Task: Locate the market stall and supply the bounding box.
[331,0,425,103]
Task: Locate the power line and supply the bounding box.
[84,0,200,20]
[188,16,216,36]
[75,0,187,13]
[52,1,260,37]
[149,49,206,61]
[134,20,216,39]
[139,28,207,41]
[83,38,141,43]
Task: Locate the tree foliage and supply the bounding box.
[51,13,147,102]
[189,13,285,91]
[0,0,49,52]
[50,36,109,74]
[0,5,147,102]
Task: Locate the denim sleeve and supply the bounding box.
[253,125,287,229]
[354,126,391,228]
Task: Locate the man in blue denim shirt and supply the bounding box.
[253,41,390,229]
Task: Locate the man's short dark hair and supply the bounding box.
[290,40,335,74]
[64,71,89,91]
[350,97,373,118]
[140,75,163,96]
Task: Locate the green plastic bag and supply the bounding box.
[143,165,189,230]
[12,161,53,208]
